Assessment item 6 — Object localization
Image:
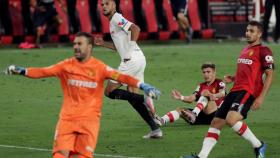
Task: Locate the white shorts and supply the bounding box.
[111,56,146,84]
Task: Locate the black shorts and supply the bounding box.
[185,108,216,125]
[215,90,255,119]
[170,0,188,18]
[34,2,58,27]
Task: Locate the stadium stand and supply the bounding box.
[0,0,259,44]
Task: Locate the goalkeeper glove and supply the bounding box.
[6,65,26,75]
[140,83,161,100]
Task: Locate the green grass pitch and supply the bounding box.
[0,41,279,158]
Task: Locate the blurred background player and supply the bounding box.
[170,0,193,42]
[5,32,160,158]
[31,0,65,47]
[182,21,274,158]
[262,0,280,43]
[155,62,226,126]
[94,0,162,139]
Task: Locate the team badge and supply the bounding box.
[88,69,95,77]
[212,88,216,93]
[118,18,127,27]
[248,50,254,56]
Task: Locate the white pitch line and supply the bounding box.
[0,144,143,158]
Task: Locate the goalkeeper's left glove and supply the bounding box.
[6,65,26,75]
[140,83,161,100]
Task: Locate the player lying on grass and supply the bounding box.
[181,21,274,158]
[154,62,226,126]
[5,32,160,158]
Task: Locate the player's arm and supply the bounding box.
[129,23,140,41]
[204,81,226,100]
[94,36,117,51]
[171,89,196,103]
[252,68,274,110]
[6,62,63,78]
[104,66,160,99]
[224,75,235,84]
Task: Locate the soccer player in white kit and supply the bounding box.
[94,0,162,139]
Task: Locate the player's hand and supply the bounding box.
[94,36,104,46]
[251,96,264,111]
[171,89,182,100]
[224,75,234,84]
[140,83,161,100]
[5,65,26,75]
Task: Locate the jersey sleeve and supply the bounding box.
[193,85,201,101]
[26,60,65,78]
[103,65,140,87]
[260,47,275,70]
[111,13,133,33]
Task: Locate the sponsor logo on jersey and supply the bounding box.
[68,79,97,88]
[237,58,253,65]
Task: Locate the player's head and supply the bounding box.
[73,32,93,62]
[246,21,263,44]
[201,62,216,83]
[102,0,116,17]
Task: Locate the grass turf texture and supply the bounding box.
[0,41,279,158]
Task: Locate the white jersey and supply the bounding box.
[110,13,144,60]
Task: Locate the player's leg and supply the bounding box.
[225,92,265,157]
[182,92,237,158]
[181,96,215,123]
[160,107,182,125]
[53,120,76,158]
[73,120,100,158]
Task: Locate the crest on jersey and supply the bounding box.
[118,18,127,27]
[248,50,254,56]
[88,69,95,77]
[212,88,216,94]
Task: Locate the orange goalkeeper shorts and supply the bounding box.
[52,118,100,158]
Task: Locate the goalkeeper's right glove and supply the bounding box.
[6,65,26,75]
[140,83,161,100]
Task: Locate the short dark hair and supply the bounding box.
[248,20,263,32]
[201,62,216,70]
[75,32,93,45]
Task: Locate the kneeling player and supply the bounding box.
[156,62,226,125]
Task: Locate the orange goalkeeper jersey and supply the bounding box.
[26,57,139,120]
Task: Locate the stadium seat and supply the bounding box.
[119,0,135,22]
[188,0,202,32]
[54,0,69,35]
[76,0,92,33]
[162,0,179,33]
[141,0,158,34]
[8,0,24,37]
[97,0,110,34]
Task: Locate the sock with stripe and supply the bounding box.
[161,110,180,125]
[193,96,208,116]
[198,127,220,158]
[232,121,262,148]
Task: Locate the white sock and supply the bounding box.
[198,127,220,158]
[193,96,208,116]
[161,110,180,124]
[232,121,262,148]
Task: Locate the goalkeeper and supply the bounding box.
[5,32,160,158]
[155,62,226,126]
